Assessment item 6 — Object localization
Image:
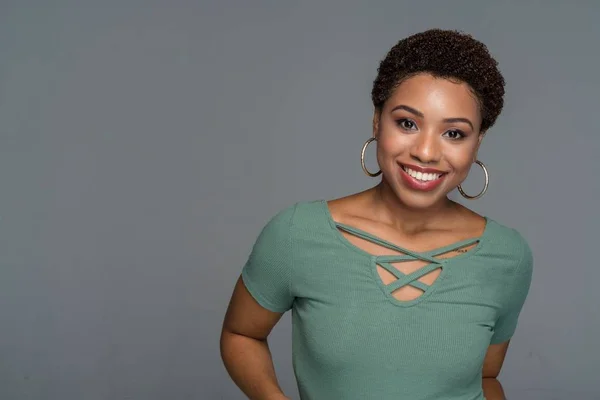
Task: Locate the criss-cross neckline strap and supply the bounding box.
[378,262,431,291]
[334,218,485,294]
[335,222,481,263]
[335,223,412,254]
[385,263,444,293]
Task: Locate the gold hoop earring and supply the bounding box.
[361,137,381,177]
[457,160,489,200]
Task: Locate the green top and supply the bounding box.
[242,200,533,400]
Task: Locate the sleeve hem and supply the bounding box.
[242,268,290,313]
[490,333,513,345]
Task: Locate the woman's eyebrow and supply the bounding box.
[443,117,474,130]
[390,104,424,117]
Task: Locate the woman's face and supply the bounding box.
[374,73,483,209]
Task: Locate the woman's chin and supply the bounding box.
[385,180,451,210]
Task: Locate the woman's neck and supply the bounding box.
[369,182,457,235]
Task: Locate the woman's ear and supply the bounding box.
[372,109,381,138]
[474,131,486,161]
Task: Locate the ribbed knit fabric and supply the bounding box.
[242,200,533,400]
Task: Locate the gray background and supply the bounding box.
[1,1,598,399]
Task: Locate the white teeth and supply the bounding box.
[403,166,442,181]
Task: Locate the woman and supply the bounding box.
[220,29,533,400]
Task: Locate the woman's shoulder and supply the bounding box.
[449,202,532,272]
[259,199,331,235]
[481,217,533,274]
[484,217,530,250]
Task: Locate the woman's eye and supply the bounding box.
[443,129,465,140]
[397,119,417,130]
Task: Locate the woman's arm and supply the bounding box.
[482,341,511,400]
[220,277,290,400]
[482,377,505,399]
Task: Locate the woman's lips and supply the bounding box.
[399,163,447,191]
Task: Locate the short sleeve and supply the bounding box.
[241,204,297,313]
[490,234,534,344]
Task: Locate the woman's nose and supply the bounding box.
[409,132,441,164]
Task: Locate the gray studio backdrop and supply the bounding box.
[1,1,598,399]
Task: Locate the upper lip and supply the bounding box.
[400,163,447,174]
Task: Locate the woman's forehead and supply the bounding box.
[385,74,481,120]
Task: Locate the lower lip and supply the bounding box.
[399,166,446,191]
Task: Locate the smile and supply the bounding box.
[399,164,447,191]
[401,166,444,182]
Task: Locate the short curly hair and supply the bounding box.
[371,29,505,132]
